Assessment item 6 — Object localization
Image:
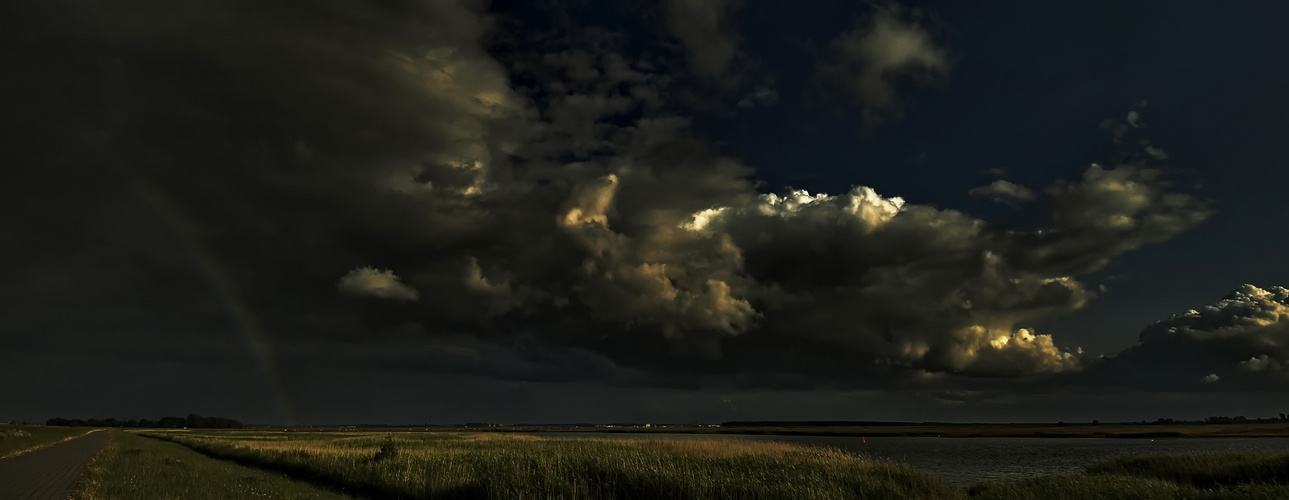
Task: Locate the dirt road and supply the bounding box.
[0,430,107,500]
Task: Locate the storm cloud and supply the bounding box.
[1089,285,1289,389]
[1,0,1229,422]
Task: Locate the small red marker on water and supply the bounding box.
[862,435,866,443]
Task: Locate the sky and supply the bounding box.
[3,0,1288,425]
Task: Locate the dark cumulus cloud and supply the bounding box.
[1085,285,1289,390]
[0,0,1223,421]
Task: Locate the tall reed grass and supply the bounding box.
[144,431,963,499]
[971,451,1289,500]
[1086,451,1289,489]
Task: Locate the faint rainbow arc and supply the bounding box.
[120,167,297,425]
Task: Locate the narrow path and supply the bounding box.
[0,430,108,500]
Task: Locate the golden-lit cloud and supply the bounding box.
[338,267,420,302]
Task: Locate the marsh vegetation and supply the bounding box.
[142,430,963,499]
[972,451,1289,499]
[49,429,1289,499]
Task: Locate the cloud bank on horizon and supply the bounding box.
[1090,284,1289,390]
[5,0,1263,406]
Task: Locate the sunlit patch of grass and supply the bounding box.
[462,432,544,442]
[145,430,964,499]
[0,424,95,458]
[74,430,349,500]
[621,437,814,458]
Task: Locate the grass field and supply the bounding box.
[143,430,964,499]
[0,424,94,458]
[489,421,1289,439]
[1086,451,1289,488]
[75,430,349,499]
[969,474,1289,500]
[89,428,1289,499]
[970,451,1289,500]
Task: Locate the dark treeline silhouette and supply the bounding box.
[46,413,243,428]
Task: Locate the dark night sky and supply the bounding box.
[3,0,1288,425]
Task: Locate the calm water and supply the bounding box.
[541,432,1289,486]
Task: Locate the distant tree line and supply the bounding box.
[1202,415,1288,424]
[46,413,243,428]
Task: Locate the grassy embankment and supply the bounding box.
[972,452,1289,500]
[74,430,349,499]
[0,424,96,458]
[143,430,963,499]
